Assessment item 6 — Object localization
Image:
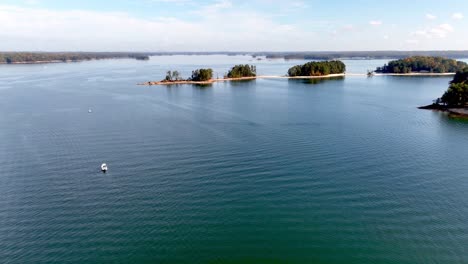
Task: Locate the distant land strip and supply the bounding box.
[0,52,150,64]
[2,51,468,64]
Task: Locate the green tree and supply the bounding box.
[227,64,257,78]
[450,67,468,84]
[165,70,172,81]
[441,83,468,106]
[191,68,213,81]
[440,67,468,106]
[172,70,181,81]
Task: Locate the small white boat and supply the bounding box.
[88,109,92,113]
[101,163,108,173]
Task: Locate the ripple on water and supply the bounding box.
[1,59,468,263]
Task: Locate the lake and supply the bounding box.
[1,55,468,263]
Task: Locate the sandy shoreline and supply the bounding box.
[138,74,346,85]
[138,72,458,86]
[419,104,468,117]
[448,108,468,116]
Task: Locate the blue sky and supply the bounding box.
[0,0,467,51]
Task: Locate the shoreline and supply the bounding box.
[419,104,468,117]
[138,72,459,86]
[138,74,346,85]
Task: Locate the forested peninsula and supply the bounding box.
[420,67,468,116]
[0,52,149,64]
[375,56,467,74]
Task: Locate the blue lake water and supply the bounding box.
[1,56,468,263]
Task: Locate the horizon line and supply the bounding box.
[2,50,468,53]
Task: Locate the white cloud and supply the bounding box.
[191,0,233,16]
[452,13,463,20]
[425,13,437,20]
[0,3,466,51]
[212,0,232,9]
[0,4,310,51]
[411,23,454,39]
[438,23,454,32]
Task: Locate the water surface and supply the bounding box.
[1,56,468,263]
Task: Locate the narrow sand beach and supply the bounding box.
[138,73,346,85]
[138,72,458,86]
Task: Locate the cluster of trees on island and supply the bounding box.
[287,61,346,76]
[191,69,214,81]
[226,64,257,78]
[375,56,467,74]
[0,52,150,64]
[160,61,348,83]
[163,69,214,82]
[161,64,257,82]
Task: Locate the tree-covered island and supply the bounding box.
[287,61,346,76]
[375,56,467,74]
[226,64,257,78]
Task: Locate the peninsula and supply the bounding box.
[139,74,345,86]
[139,63,346,86]
[419,67,468,116]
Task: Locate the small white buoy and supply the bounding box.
[101,163,108,173]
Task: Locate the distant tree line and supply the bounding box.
[375,56,467,73]
[0,52,150,64]
[440,67,468,106]
[4,51,468,64]
[258,50,468,60]
[135,56,150,60]
[287,61,346,76]
[226,65,256,78]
